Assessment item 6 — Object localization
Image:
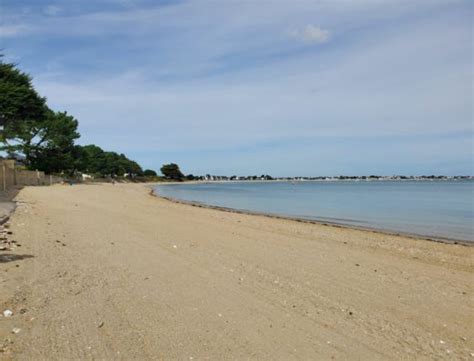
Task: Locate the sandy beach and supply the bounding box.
[0,183,472,360]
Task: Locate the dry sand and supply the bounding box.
[0,183,472,360]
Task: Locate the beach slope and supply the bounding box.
[0,183,472,360]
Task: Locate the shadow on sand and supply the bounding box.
[0,253,34,263]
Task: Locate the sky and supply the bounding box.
[1,0,472,176]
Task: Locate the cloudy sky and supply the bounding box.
[1,0,472,176]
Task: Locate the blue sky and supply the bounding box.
[1,0,472,176]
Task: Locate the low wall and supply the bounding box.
[0,160,63,191]
[0,160,16,189]
[16,170,45,186]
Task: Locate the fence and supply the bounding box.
[0,160,63,191]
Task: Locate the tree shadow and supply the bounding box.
[0,186,22,202]
[0,253,34,263]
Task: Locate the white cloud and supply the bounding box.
[43,5,61,16]
[290,25,330,44]
[5,0,471,174]
[0,24,30,38]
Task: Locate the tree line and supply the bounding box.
[0,57,176,179]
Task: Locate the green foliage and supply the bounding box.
[27,110,80,174]
[73,145,143,177]
[0,58,146,177]
[0,104,80,173]
[144,169,158,177]
[0,59,80,173]
[0,60,47,133]
[160,163,184,180]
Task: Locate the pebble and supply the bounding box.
[3,310,13,318]
[11,328,21,335]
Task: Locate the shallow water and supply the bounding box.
[154,180,474,242]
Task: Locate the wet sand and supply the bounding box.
[0,183,472,360]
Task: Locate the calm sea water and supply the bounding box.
[154,181,474,242]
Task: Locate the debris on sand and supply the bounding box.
[11,328,21,334]
[3,309,13,317]
[0,225,14,250]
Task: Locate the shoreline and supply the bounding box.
[1,183,473,359]
[150,185,473,246]
[154,178,474,183]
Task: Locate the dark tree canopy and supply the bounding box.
[27,110,80,173]
[0,59,146,177]
[160,163,184,180]
[0,104,80,172]
[73,145,143,177]
[0,59,80,172]
[144,169,158,177]
[0,60,47,130]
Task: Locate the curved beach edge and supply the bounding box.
[148,185,473,247]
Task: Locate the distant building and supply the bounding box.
[82,173,93,181]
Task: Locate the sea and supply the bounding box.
[154,180,474,242]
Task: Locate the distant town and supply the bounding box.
[192,175,473,182]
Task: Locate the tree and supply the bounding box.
[0,58,147,177]
[160,163,184,180]
[0,60,81,173]
[27,110,80,174]
[72,144,103,175]
[0,59,47,132]
[144,169,158,177]
[73,144,143,177]
[1,107,80,173]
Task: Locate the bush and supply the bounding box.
[144,169,158,176]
